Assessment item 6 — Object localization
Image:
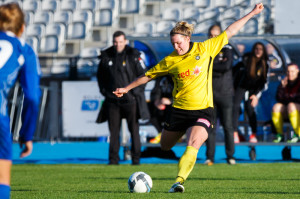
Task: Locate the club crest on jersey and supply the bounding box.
[195,55,200,60]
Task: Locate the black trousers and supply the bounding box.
[232,87,257,133]
[206,95,235,161]
[107,101,140,164]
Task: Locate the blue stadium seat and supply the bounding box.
[67,10,93,39]
[25,23,45,38]
[162,7,181,22]
[218,7,242,21]
[33,11,53,25]
[80,0,98,11]
[200,8,219,21]
[98,0,115,9]
[41,0,60,12]
[120,0,140,14]
[194,19,215,34]
[60,0,78,12]
[53,11,72,26]
[94,9,113,26]
[25,36,39,53]
[182,7,200,22]
[22,0,40,12]
[194,0,210,8]
[155,20,176,36]
[77,47,101,74]
[132,21,156,37]
[241,18,258,34]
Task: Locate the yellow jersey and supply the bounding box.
[145,31,228,110]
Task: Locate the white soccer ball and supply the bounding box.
[128,171,153,193]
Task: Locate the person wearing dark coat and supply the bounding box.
[96,31,150,165]
[204,25,235,166]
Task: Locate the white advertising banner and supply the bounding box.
[62,81,109,137]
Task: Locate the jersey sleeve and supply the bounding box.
[18,43,41,142]
[145,58,169,79]
[201,31,228,58]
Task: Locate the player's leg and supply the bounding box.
[0,160,11,199]
[169,126,208,193]
[0,119,12,198]
[272,103,286,142]
[160,129,185,151]
[107,102,122,164]
[123,102,141,165]
[287,102,300,142]
[219,96,235,164]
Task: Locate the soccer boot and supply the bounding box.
[204,159,214,166]
[149,133,161,144]
[287,134,299,143]
[168,182,184,193]
[273,134,283,143]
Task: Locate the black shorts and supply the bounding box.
[163,107,214,133]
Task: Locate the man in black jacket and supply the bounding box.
[96,31,150,165]
[204,25,235,165]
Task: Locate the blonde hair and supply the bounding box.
[0,3,24,35]
[170,21,194,38]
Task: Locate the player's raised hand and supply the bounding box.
[252,3,264,15]
[19,140,33,158]
[113,88,128,97]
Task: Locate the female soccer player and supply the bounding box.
[114,3,264,193]
[0,3,41,198]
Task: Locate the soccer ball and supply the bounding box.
[128,171,153,193]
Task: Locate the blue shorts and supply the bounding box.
[163,107,214,133]
[0,116,13,160]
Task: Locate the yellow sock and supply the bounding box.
[272,112,283,134]
[176,146,198,184]
[288,110,300,136]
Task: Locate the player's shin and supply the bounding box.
[176,146,198,184]
[272,112,283,134]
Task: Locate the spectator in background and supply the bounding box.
[96,31,150,165]
[148,76,173,144]
[0,3,41,199]
[272,63,300,143]
[232,42,269,143]
[266,43,282,72]
[204,24,235,166]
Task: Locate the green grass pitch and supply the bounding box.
[11,163,300,198]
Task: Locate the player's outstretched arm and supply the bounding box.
[113,75,152,97]
[225,3,264,39]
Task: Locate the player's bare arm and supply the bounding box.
[226,3,264,39]
[113,75,152,97]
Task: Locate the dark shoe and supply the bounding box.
[132,160,140,165]
[108,162,119,165]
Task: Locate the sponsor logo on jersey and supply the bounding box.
[177,66,202,79]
